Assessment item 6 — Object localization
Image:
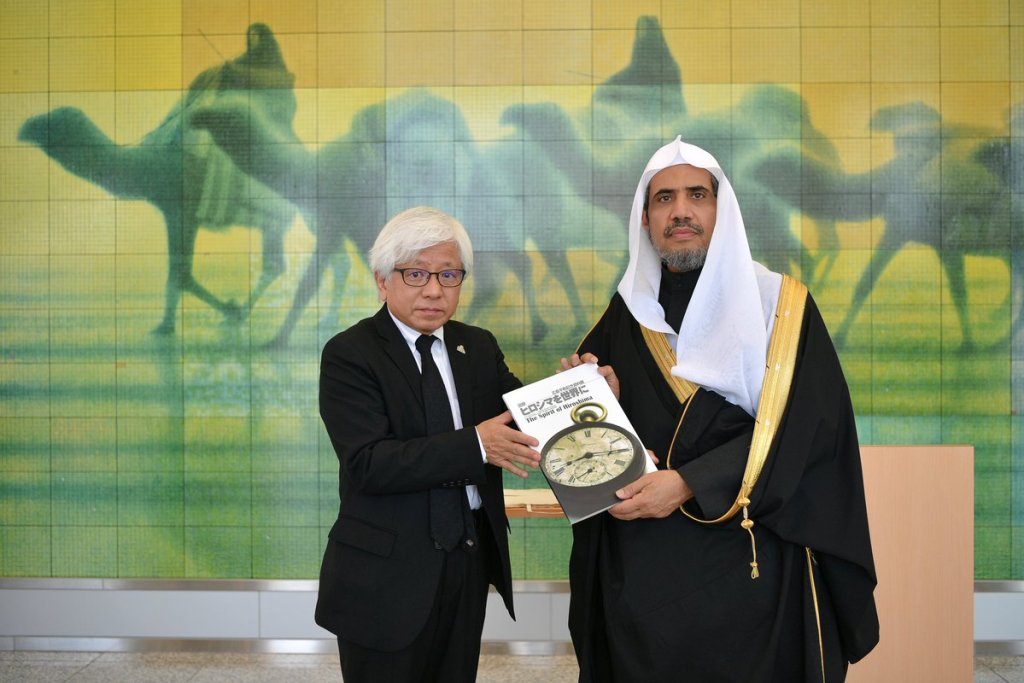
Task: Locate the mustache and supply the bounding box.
[663,219,704,236]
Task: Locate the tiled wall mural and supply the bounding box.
[1,0,1021,579]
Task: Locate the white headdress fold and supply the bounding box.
[617,136,782,416]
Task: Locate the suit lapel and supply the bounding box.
[371,305,424,408]
[372,306,474,423]
[444,325,474,427]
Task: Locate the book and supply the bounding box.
[503,363,655,523]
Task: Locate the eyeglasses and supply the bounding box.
[393,268,467,288]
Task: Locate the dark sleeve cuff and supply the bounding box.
[676,430,752,520]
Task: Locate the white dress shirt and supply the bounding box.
[388,311,483,510]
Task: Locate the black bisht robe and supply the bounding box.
[569,285,879,683]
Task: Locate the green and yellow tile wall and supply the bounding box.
[1,0,1021,580]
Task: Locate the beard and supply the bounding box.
[649,221,708,272]
[659,246,707,272]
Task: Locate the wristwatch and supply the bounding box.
[540,401,646,504]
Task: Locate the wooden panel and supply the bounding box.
[848,445,974,683]
[504,488,563,518]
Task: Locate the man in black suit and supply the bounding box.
[315,206,541,682]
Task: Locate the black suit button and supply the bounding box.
[434,541,443,550]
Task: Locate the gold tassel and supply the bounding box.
[739,497,759,579]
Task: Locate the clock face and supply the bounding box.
[542,424,639,487]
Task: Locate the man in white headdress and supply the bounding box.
[562,138,879,682]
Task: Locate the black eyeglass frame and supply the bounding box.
[393,268,467,288]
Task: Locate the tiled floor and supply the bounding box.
[0,651,577,682]
[0,651,1021,682]
[977,656,1024,683]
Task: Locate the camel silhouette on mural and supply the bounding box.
[502,91,838,282]
[191,88,581,345]
[751,101,1016,350]
[488,15,686,303]
[972,101,1024,352]
[501,35,838,286]
[18,24,297,336]
[189,16,678,346]
[498,16,679,279]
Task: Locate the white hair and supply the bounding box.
[368,206,474,278]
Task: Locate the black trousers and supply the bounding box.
[337,510,492,683]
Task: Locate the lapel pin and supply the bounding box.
[456,345,466,354]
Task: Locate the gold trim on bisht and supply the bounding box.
[668,275,808,579]
[640,324,699,404]
[806,548,827,682]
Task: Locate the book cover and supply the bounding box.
[503,363,655,523]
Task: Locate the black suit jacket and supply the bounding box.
[315,305,520,651]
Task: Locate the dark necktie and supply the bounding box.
[415,334,466,551]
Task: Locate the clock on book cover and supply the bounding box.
[540,401,647,505]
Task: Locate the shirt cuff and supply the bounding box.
[475,427,487,463]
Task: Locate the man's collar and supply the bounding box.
[385,307,444,347]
